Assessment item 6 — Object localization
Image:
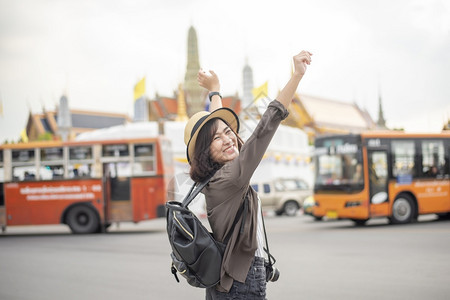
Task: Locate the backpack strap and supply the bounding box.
[181,175,247,245]
[181,176,213,208]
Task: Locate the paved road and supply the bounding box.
[1,214,449,300]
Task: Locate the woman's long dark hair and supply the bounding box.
[189,118,243,183]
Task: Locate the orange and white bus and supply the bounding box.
[0,137,173,233]
[313,131,450,225]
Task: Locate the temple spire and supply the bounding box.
[242,57,254,108]
[57,94,72,141]
[184,26,204,116]
[377,85,387,129]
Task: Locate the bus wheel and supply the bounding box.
[391,194,415,224]
[283,201,299,217]
[351,219,368,226]
[66,205,100,234]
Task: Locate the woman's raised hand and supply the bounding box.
[197,69,220,92]
[276,50,313,109]
[293,50,313,77]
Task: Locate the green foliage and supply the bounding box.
[37,132,54,141]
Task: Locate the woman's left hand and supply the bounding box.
[198,69,220,92]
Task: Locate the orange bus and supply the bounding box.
[312,131,450,225]
[0,137,173,233]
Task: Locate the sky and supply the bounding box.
[1,0,449,142]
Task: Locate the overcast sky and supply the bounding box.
[1,0,449,142]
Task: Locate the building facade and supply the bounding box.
[25,95,130,142]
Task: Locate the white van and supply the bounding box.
[251,178,312,216]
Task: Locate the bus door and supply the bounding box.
[368,149,389,217]
[0,182,5,231]
[103,162,132,222]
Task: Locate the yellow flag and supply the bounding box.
[134,77,146,101]
[251,81,268,102]
[20,129,28,143]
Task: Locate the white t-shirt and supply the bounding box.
[255,196,265,258]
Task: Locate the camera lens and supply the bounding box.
[268,267,280,282]
[265,260,280,282]
[270,268,280,282]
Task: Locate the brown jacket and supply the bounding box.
[202,100,289,292]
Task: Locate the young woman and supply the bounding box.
[184,50,312,299]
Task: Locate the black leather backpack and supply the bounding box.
[166,177,246,288]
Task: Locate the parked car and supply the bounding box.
[302,196,323,221]
[302,195,315,216]
[250,178,312,216]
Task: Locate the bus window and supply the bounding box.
[40,147,64,180]
[69,146,94,178]
[102,144,129,157]
[12,149,34,163]
[70,146,93,160]
[135,144,154,157]
[41,147,63,161]
[12,149,36,181]
[133,144,156,175]
[421,140,445,177]
[316,154,362,186]
[13,167,37,181]
[69,164,93,178]
[40,165,64,180]
[316,154,340,185]
[392,140,415,177]
[353,164,363,183]
[106,162,131,177]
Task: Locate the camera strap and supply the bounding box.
[261,207,276,266]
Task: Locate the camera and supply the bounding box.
[264,260,280,282]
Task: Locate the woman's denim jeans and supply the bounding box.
[206,257,267,300]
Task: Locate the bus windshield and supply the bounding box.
[314,138,364,192]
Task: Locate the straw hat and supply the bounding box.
[184,108,240,164]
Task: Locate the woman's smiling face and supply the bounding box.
[209,119,239,164]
